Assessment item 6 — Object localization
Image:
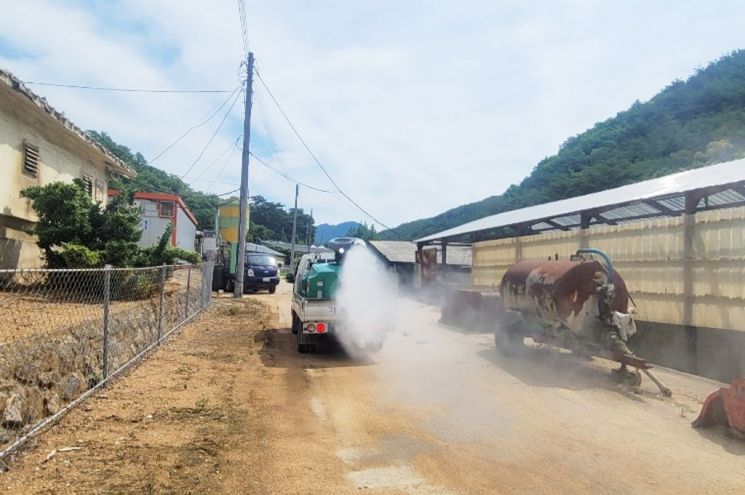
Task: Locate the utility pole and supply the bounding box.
[306,208,313,251]
[290,184,299,270]
[234,51,254,298]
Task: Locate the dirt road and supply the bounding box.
[2,281,744,494]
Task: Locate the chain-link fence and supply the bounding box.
[0,262,214,461]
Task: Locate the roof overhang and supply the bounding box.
[416,159,745,244]
[0,68,136,179]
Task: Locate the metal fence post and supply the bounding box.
[185,265,192,317]
[157,264,166,342]
[102,264,112,381]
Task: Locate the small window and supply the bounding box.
[22,142,39,177]
[158,201,175,218]
[81,174,94,196]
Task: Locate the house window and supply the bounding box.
[22,142,39,177]
[81,174,94,196]
[158,201,175,218]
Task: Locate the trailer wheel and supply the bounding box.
[494,311,525,356]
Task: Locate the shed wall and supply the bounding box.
[472,205,745,333]
[176,206,196,251]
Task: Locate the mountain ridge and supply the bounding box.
[380,50,745,241]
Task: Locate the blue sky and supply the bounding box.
[2,1,745,229]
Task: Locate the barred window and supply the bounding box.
[22,142,39,177]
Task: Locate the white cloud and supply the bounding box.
[2,0,745,230]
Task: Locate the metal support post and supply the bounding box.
[290,184,299,269]
[185,265,192,317]
[157,264,166,342]
[102,264,112,381]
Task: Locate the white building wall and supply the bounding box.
[176,206,197,251]
[0,96,109,268]
[136,199,172,248]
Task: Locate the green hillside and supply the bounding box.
[89,131,314,239]
[380,50,745,241]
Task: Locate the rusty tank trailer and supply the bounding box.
[495,248,672,396]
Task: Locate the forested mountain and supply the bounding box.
[314,221,360,244]
[90,132,314,240]
[380,50,745,240]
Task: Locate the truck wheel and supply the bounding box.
[225,278,234,293]
[291,312,299,335]
[297,326,315,353]
[495,311,525,356]
[269,286,276,294]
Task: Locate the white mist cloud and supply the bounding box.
[1,1,744,228]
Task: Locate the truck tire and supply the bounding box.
[291,312,299,335]
[296,324,315,353]
[297,328,316,354]
[495,311,525,356]
[225,278,234,293]
[269,286,276,294]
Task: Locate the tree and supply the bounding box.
[346,221,378,241]
[89,131,220,229]
[21,180,142,268]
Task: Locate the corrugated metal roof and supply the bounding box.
[368,240,471,266]
[417,159,745,243]
[247,243,284,257]
[368,240,417,263]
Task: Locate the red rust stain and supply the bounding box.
[501,260,631,322]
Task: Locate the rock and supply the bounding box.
[61,373,85,401]
[0,391,7,418]
[2,394,26,427]
[38,371,59,389]
[25,388,44,422]
[14,363,37,385]
[43,391,61,415]
[0,429,12,445]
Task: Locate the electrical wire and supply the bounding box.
[254,89,291,173]
[24,81,233,93]
[148,87,240,164]
[236,0,249,56]
[190,135,242,181]
[207,138,242,189]
[248,151,336,193]
[217,188,240,197]
[253,68,391,230]
[179,89,243,179]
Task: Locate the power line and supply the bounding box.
[190,135,242,181]
[207,137,242,189]
[253,68,391,230]
[149,87,241,164]
[179,89,243,179]
[217,188,240,197]
[24,81,233,93]
[248,151,336,193]
[236,0,249,56]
